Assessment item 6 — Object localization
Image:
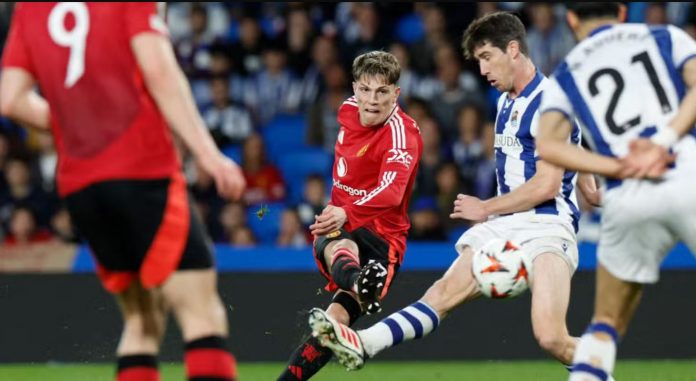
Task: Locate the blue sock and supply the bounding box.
[358,300,440,357]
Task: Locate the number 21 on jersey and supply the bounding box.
[587,50,672,135]
[48,2,89,88]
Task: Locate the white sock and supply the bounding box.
[358,300,440,357]
[569,323,618,381]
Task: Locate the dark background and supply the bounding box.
[1,270,694,363]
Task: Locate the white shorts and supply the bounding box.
[455,214,578,274]
[599,176,696,284]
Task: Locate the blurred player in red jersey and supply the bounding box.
[0,3,244,381]
[277,51,423,381]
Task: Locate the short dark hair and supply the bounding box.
[462,12,528,60]
[566,3,622,20]
[351,51,401,85]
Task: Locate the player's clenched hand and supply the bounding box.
[199,153,246,200]
[310,205,347,236]
[618,138,674,179]
[450,194,488,223]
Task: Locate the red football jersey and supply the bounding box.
[332,96,422,258]
[1,3,179,196]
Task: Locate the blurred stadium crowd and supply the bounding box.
[0,2,695,249]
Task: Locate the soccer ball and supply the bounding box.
[472,238,533,299]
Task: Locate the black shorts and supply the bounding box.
[313,227,401,298]
[65,173,213,293]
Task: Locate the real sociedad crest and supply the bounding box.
[511,110,519,128]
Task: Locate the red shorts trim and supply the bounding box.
[140,172,189,289]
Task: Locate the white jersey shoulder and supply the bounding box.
[541,23,696,160]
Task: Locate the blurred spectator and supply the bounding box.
[477,2,500,18]
[296,174,328,227]
[415,117,447,197]
[230,16,267,76]
[34,131,57,192]
[166,2,230,43]
[202,76,254,147]
[644,3,668,25]
[429,45,486,142]
[452,104,485,189]
[525,3,575,76]
[404,97,431,126]
[0,133,10,191]
[686,5,696,40]
[339,3,389,68]
[474,123,498,200]
[306,63,350,153]
[434,162,468,230]
[50,206,79,244]
[243,43,303,126]
[174,3,218,78]
[283,6,316,75]
[218,201,248,243]
[0,2,13,53]
[389,42,439,101]
[0,157,54,229]
[230,226,257,247]
[241,134,286,205]
[277,208,311,247]
[189,46,247,107]
[334,2,362,46]
[2,207,53,247]
[409,196,447,241]
[301,35,340,106]
[409,5,449,75]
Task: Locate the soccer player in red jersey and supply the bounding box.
[277,51,423,381]
[0,3,244,381]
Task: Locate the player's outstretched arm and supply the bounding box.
[131,33,245,200]
[661,53,696,141]
[537,111,623,177]
[0,68,50,130]
[577,172,601,207]
[620,58,696,178]
[451,159,564,222]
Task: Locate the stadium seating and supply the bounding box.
[277,148,333,204]
[245,201,286,244]
[261,113,308,165]
[221,144,242,164]
[395,13,425,43]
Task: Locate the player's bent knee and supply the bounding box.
[534,329,566,356]
[177,296,228,341]
[422,277,463,316]
[326,239,358,256]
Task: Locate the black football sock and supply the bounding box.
[277,336,333,381]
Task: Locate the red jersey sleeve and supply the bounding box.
[124,2,169,40]
[1,4,34,74]
[342,116,422,227]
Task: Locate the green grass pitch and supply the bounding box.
[2,360,696,381]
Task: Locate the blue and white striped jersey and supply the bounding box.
[494,69,581,231]
[541,23,696,190]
